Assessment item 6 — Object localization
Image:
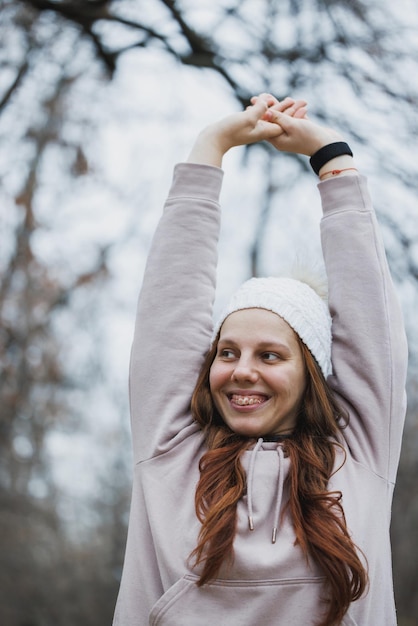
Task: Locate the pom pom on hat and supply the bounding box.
[212,276,332,379]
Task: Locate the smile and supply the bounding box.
[229,394,268,406]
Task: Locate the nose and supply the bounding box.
[231,355,259,383]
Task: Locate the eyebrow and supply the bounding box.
[217,338,292,353]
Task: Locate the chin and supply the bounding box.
[227,422,265,438]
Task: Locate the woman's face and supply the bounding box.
[209,308,306,438]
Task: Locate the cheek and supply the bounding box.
[208,366,225,417]
[208,364,219,393]
[274,366,305,397]
[209,362,228,393]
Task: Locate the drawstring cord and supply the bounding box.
[246,438,285,543]
[272,446,285,543]
[247,437,263,531]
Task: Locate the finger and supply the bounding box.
[249,95,272,109]
[264,108,292,130]
[280,100,308,119]
[247,97,269,121]
[268,97,295,113]
[264,93,279,107]
[246,97,269,115]
[254,94,290,122]
[293,98,308,109]
[258,120,286,139]
[253,93,278,107]
[291,99,308,117]
[249,95,263,106]
[294,106,308,119]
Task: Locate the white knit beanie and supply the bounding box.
[212,276,332,378]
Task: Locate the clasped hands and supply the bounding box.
[187,93,342,167]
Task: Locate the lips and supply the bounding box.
[229,393,269,407]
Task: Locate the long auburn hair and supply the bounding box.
[190,333,368,626]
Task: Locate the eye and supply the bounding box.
[261,352,280,362]
[218,348,236,359]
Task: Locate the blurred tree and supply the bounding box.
[5,0,417,273]
[1,0,418,624]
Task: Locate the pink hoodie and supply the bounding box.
[113,164,407,626]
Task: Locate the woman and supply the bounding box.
[113,96,407,626]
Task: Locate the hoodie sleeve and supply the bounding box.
[319,175,408,483]
[129,163,223,464]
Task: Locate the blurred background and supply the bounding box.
[1,0,418,624]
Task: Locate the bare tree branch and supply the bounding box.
[0,60,29,112]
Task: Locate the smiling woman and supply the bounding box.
[112,95,408,626]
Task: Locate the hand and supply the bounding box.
[251,95,357,178]
[187,98,286,166]
[261,107,343,156]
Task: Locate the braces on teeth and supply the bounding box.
[233,396,263,406]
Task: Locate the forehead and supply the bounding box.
[219,308,298,345]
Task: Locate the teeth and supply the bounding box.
[231,395,264,406]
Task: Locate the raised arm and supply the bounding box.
[261,105,408,480]
[319,176,407,482]
[129,98,306,463]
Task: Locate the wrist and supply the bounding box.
[187,127,230,167]
[310,141,353,175]
[318,155,357,179]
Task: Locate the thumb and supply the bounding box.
[248,97,269,120]
[264,108,293,130]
